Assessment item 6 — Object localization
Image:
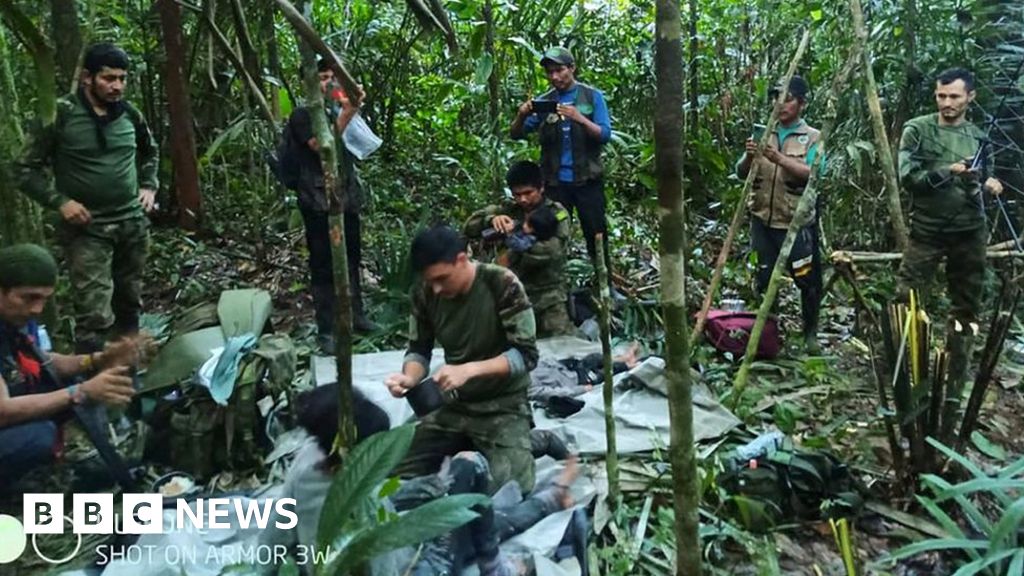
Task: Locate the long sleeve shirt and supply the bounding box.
[16,93,158,224]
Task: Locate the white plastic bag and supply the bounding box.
[342,112,383,160]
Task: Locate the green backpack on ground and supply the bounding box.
[717,436,864,531]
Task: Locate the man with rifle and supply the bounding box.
[897,67,1004,325]
[0,244,152,487]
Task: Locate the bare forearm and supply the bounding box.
[458,355,511,381]
[510,114,528,139]
[50,352,89,379]
[737,154,753,178]
[402,361,428,383]
[0,389,72,428]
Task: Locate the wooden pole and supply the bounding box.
[594,233,620,506]
[849,0,910,252]
[689,30,812,348]
[730,50,860,408]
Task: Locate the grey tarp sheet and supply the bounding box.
[100,337,737,576]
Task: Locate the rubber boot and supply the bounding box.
[311,283,336,354]
[350,271,378,334]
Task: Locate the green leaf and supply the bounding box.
[323,493,488,574]
[1007,549,1024,576]
[986,498,1024,553]
[971,431,1008,461]
[889,538,990,561]
[951,548,1020,576]
[316,424,417,550]
[810,9,822,21]
[474,53,494,86]
[932,478,1024,503]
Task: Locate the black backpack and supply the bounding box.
[267,121,301,190]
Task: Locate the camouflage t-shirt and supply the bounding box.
[404,263,538,416]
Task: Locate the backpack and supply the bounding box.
[268,121,301,191]
[702,310,781,359]
[717,437,863,531]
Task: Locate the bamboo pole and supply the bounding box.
[849,0,910,252]
[594,233,620,506]
[831,249,1024,263]
[689,30,812,348]
[730,50,859,408]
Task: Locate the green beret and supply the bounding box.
[0,244,58,289]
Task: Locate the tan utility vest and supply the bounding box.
[747,122,822,229]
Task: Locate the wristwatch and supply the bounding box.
[67,384,86,405]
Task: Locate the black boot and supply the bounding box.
[311,283,336,353]
[350,272,378,334]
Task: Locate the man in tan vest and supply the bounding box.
[736,76,825,352]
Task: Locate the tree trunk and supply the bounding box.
[483,0,501,191]
[731,52,860,407]
[291,0,358,455]
[157,0,202,230]
[849,0,910,252]
[655,0,701,574]
[685,0,703,211]
[0,2,57,125]
[50,0,82,91]
[229,0,262,97]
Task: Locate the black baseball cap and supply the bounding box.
[769,75,810,101]
[540,46,575,67]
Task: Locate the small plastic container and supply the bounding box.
[342,113,382,160]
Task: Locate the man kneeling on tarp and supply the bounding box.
[385,225,539,493]
[0,244,151,488]
[263,384,579,576]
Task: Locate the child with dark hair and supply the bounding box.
[264,383,580,576]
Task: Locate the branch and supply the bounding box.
[271,0,360,101]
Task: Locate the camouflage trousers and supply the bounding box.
[59,217,149,352]
[897,226,986,324]
[394,407,535,494]
[531,288,574,338]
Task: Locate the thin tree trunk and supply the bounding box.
[272,0,361,100]
[731,52,860,407]
[688,30,811,348]
[229,0,265,107]
[195,7,276,123]
[594,233,620,506]
[0,2,57,125]
[483,0,500,191]
[850,0,910,252]
[50,0,82,90]
[157,0,202,230]
[656,0,701,573]
[292,1,357,455]
[685,0,703,211]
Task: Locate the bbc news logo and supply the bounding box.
[0,494,299,565]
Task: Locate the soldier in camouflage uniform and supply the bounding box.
[16,43,158,353]
[897,68,1004,325]
[386,225,538,493]
[465,161,573,338]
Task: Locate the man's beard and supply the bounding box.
[90,84,122,106]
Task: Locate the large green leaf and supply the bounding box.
[316,424,417,550]
[932,479,1024,503]
[888,538,989,561]
[986,498,1024,553]
[142,326,225,392]
[474,53,494,86]
[951,548,1020,576]
[323,493,489,575]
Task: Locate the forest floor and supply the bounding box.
[5,221,1021,576]
[137,224,1024,575]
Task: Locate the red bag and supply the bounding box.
[702,310,781,359]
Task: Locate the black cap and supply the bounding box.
[540,46,575,67]
[769,75,810,101]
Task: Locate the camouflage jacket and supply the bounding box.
[464,198,570,310]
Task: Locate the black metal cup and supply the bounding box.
[405,377,445,417]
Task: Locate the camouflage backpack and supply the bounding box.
[717,437,864,531]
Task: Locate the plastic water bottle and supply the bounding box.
[735,431,785,461]
[37,325,53,352]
